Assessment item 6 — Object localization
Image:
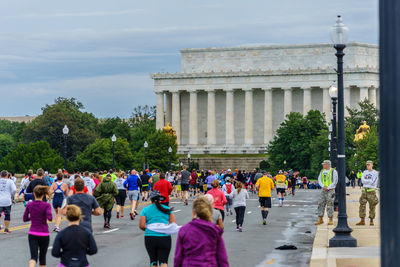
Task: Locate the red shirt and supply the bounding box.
[70,185,88,194]
[153,178,173,203]
[190,172,198,185]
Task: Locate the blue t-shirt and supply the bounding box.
[124,175,139,191]
[140,204,171,236]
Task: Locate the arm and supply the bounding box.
[139,216,147,231]
[221,192,227,206]
[327,170,338,190]
[217,218,224,230]
[87,233,98,255]
[23,205,30,222]
[317,171,324,188]
[169,213,176,224]
[46,204,53,221]
[92,207,102,216]
[51,233,62,258]
[168,182,173,195]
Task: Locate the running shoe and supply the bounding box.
[53,226,60,232]
[4,228,11,234]
[230,210,233,215]
[104,224,111,229]
[239,226,243,232]
[116,212,120,219]
[121,215,125,218]
[134,210,139,216]
[263,220,267,225]
[130,213,134,220]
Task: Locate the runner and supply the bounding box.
[180,166,191,206]
[64,178,102,233]
[26,169,48,201]
[315,160,338,226]
[68,175,89,196]
[114,171,127,219]
[174,197,229,267]
[204,194,224,229]
[189,169,198,197]
[139,190,176,267]
[141,170,151,201]
[23,185,52,267]
[153,173,173,206]
[230,181,249,232]
[356,160,379,226]
[124,169,141,220]
[0,170,16,233]
[83,171,96,195]
[255,171,275,225]
[222,178,233,216]
[207,180,227,222]
[275,170,287,207]
[49,173,68,232]
[52,205,98,267]
[94,174,119,229]
[205,171,216,192]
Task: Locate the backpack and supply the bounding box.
[226,184,232,194]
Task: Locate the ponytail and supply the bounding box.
[154,199,173,214]
[236,181,242,194]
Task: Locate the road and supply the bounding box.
[0,189,319,267]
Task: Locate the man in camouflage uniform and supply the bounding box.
[315,160,338,226]
[356,160,379,226]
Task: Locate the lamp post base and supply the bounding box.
[329,226,357,247]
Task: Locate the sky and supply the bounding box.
[0,0,378,118]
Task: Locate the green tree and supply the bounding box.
[267,110,327,174]
[348,126,379,171]
[309,129,330,178]
[22,97,99,159]
[0,120,26,142]
[132,130,177,171]
[129,105,156,153]
[0,141,63,173]
[0,134,15,161]
[99,117,131,142]
[74,138,134,171]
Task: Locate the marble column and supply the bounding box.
[165,93,172,124]
[283,88,292,116]
[263,88,273,144]
[156,92,164,129]
[322,87,331,121]
[225,89,235,145]
[207,90,216,145]
[172,91,181,145]
[189,91,198,145]
[303,88,312,114]
[244,88,254,145]
[360,86,369,102]
[344,87,351,116]
[369,87,377,106]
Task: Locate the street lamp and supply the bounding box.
[111,134,117,169]
[187,153,191,170]
[329,84,339,211]
[168,146,172,170]
[62,125,69,171]
[144,141,148,170]
[328,15,357,247]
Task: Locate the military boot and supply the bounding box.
[370,218,374,226]
[315,216,324,225]
[328,217,334,225]
[356,218,365,225]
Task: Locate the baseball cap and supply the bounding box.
[227,169,232,172]
[322,160,331,165]
[278,170,283,174]
[366,160,373,165]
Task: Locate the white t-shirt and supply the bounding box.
[361,170,379,189]
[0,178,16,206]
[83,177,96,195]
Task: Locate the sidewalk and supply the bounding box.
[309,187,380,267]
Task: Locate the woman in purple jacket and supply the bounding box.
[23,185,52,267]
[174,197,229,267]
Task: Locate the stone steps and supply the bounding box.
[179,157,265,171]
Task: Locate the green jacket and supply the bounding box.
[93,177,118,210]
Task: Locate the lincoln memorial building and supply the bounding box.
[151,43,379,154]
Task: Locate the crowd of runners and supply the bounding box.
[0,165,321,266]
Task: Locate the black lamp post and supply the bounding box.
[168,146,172,170]
[329,85,339,211]
[62,125,69,171]
[144,141,148,170]
[328,15,357,247]
[188,153,191,170]
[111,134,116,169]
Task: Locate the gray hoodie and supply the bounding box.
[230,188,249,208]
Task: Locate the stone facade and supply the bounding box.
[151,43,379,154]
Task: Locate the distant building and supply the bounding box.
[152,42,379,154]
[0,116,36,123]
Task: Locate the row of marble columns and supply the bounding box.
[156,86,378,146]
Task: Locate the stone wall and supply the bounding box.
[179,157,266,171]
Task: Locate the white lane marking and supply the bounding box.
[48,246,53,250]
[103,228,119,234]
[247,211,252,214]
[173,210,181,213]
[232,220,236,223]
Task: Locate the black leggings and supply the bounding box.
[28,234,49,265]
[218,208,225,222]
[235,206,246,226]
[104,209,112,224]
[145,236,171,266]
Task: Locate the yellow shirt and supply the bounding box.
[275,174,287,189]
[256,176,275,197]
